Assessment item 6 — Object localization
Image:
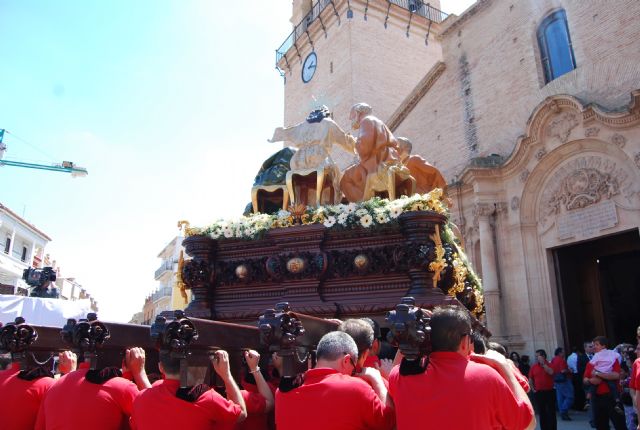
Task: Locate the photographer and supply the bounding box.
[131,349,247,429]
[388,306,535,430]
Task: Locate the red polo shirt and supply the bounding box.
[236,382,268,430]
[275,368,394,430]
[131,379,242,430]
[0,363,55,430]
[529,362,554,391]
[363,355,381,369]
[36,363,140,430]
[388,352,533,430]
[629,358,640,390]
[585,361,621,395]
[550,356,569,378]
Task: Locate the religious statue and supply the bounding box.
[269,107,354,206]
[396,137,447,194]
[340,103,415,202]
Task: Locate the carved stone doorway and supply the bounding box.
[553,229,640,349]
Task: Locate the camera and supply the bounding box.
[23,267,59,298]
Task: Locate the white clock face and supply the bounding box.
[302,52,317,83]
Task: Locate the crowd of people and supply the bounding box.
[511,332,640,430]
[1,306,639,430]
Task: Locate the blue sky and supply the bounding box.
[0,0,473,322]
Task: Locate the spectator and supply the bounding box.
[583,336,627,430]
[529,349,557,430]
[388,306,535,430]
[551,347,574,420]
[276,331,394,430]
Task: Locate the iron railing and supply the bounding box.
[151,287,172,302]
[275,0,448,67]
[154,260,175,280]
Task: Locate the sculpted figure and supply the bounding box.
[269,107,354,205]
[340,103,415,202]
[396,137,447,194]
[269,107,354,171]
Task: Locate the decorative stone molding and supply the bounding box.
[510,196,520,211]
[635,153,640,169]
[546,112,579,143]
[538,155,635,228]
[520,169,530,182]
[473,203,496,218]
[535,148,547,160]
[611,133,626,148]
[495,202,508,215]
[585,127,600,137]
[388,61,447,131]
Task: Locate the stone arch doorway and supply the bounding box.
[552,229,640,349]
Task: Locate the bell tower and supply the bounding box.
[276,0,447,167]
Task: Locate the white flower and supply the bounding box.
[245,228,255,236]
[337,213,349,225]
[346,203,358,214]
[375,212,389,224]
[359,214,373,228]
[223,229,234,238]
[323,216,336,228]
[356,208,369,217]
[276,210,291,219]
[389,205,403,218]
[211,230,221,239]
[336,204,347,213]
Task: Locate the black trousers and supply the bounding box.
[534,389,557,430]
[592,393,626,430]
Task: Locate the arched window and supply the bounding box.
[537,9,576,83]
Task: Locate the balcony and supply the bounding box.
[154,260,175,280]
[151,287,172,302]
[275,0,448,68]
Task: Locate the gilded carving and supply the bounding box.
[585,127,600,137]
[611,133,626,148]
[546,112,579,143]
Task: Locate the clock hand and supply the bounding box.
[307,63,316,70]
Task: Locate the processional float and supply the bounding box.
[0,102,486,389]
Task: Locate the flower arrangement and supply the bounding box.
[187,188,484,317]
[188,188,449,241]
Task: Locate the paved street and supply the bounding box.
[550,411,590,429]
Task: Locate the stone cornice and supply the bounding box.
[388,61,446,131]
[459,90,640,184]
[440,0,493,38]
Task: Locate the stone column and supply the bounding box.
[475,203,501,336]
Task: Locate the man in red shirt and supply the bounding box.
[550,347,574,421]
[0,319,73,430]
[36,347,150,430]
[237,349,274,430]
[131,349,246,430]
[388,306,535,430]
[276,330,394,430]
[583,336,626,430]
[529,349,556,430]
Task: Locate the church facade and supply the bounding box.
[276,0,640,354]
